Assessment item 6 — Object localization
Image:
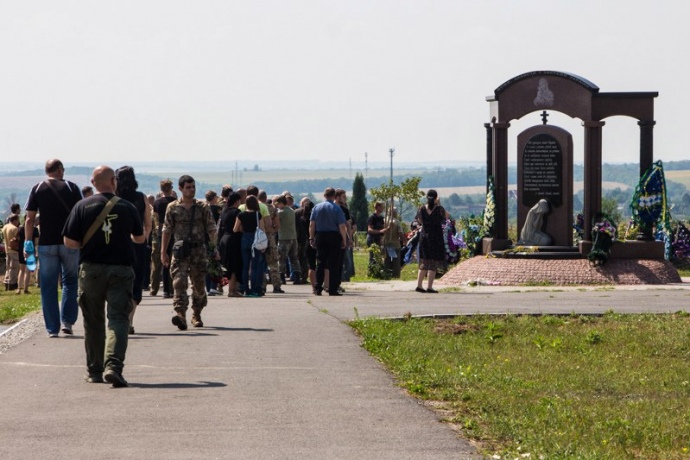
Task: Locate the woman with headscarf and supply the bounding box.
[115,166,152,333]
[415,189,449,294]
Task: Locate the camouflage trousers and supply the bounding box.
[170,248,207,314]
[263,233,281,289]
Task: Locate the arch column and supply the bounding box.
[491,122,510,240]
[582,120,605,241]
[638,120,655,176]
[484,122,493,184]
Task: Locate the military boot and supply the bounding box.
[191,309,204,328]
[171,311,187,331]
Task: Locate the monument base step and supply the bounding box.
[490,245,582,259]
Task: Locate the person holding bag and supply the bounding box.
[161,175,219,330]
[233,195,266,297]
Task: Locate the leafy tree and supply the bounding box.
[449,193,463,206]
[349,173,368,232]
[601,196,623,225]
[368,176,424,224]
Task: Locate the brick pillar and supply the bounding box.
[583,120,605,241]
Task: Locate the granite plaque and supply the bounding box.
[521,133,562,207]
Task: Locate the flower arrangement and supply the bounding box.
[592,220,616,239]
[588,214,617,267]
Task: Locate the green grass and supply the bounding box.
[350,313,690,459]
[350,248,418,282]
[0,288,41,324]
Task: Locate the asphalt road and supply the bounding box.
[1,280,689,459]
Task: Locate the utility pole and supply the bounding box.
[389,147,395,183]
[364,152,368,185]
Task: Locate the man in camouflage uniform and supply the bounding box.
[161,175,218,330]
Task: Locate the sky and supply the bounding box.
[0,1,687,169]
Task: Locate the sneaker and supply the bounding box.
[61,324,73,335]
[209,288,222,295]
[245,292,260,298]
[48,332,59,338]
[207,291,216,296]
[272,287,285,293]
[337,286,345,293]
[104,369,128,388]
[85,373,104,383]
[163,293,173,299]
[172,313,188,331]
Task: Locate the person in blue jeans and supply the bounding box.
[233,195,266,297]
[24,159,82,337]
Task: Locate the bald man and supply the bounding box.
[64,166,145,387]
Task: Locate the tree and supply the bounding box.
[368,176,424,224]
[449,193,463,206]
[349,173,368,232]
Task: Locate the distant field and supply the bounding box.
[432,181,630,197]
[665,170,690,189]
[171,168,427,185]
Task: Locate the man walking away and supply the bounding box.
[25,159,82,337]
[63,166,144,387]
[309,187,347,296]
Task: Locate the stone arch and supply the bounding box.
[485,70,657,247]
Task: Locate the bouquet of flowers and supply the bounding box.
[588,214,617,266]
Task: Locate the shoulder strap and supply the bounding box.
[82,196,121,246]
[43,179,72,213]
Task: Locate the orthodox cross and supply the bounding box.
[541,110,549,125]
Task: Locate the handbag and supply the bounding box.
[252,212,268,256]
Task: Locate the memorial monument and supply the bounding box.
[442,70,681,285]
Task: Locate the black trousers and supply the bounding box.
[315,232,342,293]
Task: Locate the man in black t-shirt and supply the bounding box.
[366,201,388,268]
[25,159,82,337]
[150,179,177,297]
[63,166,145,387]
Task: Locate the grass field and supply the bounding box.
[0,288,41,324]
[350,312,690,459]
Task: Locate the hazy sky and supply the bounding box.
[1,1,686,168]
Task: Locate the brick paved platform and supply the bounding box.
[442,256,682,286]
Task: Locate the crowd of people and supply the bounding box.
[2,158,449,387]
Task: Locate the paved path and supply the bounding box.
[1,280,689,459]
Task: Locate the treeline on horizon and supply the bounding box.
[4,160,690,201]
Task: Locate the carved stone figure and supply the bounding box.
[519,199,552,246]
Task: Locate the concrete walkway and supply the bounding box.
[1,280,689,459]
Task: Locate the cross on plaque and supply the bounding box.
[541,110,549,125]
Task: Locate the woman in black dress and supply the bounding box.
[218,192,243,297]
[415,189,449,293]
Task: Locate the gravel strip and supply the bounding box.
[0,312,44,355]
